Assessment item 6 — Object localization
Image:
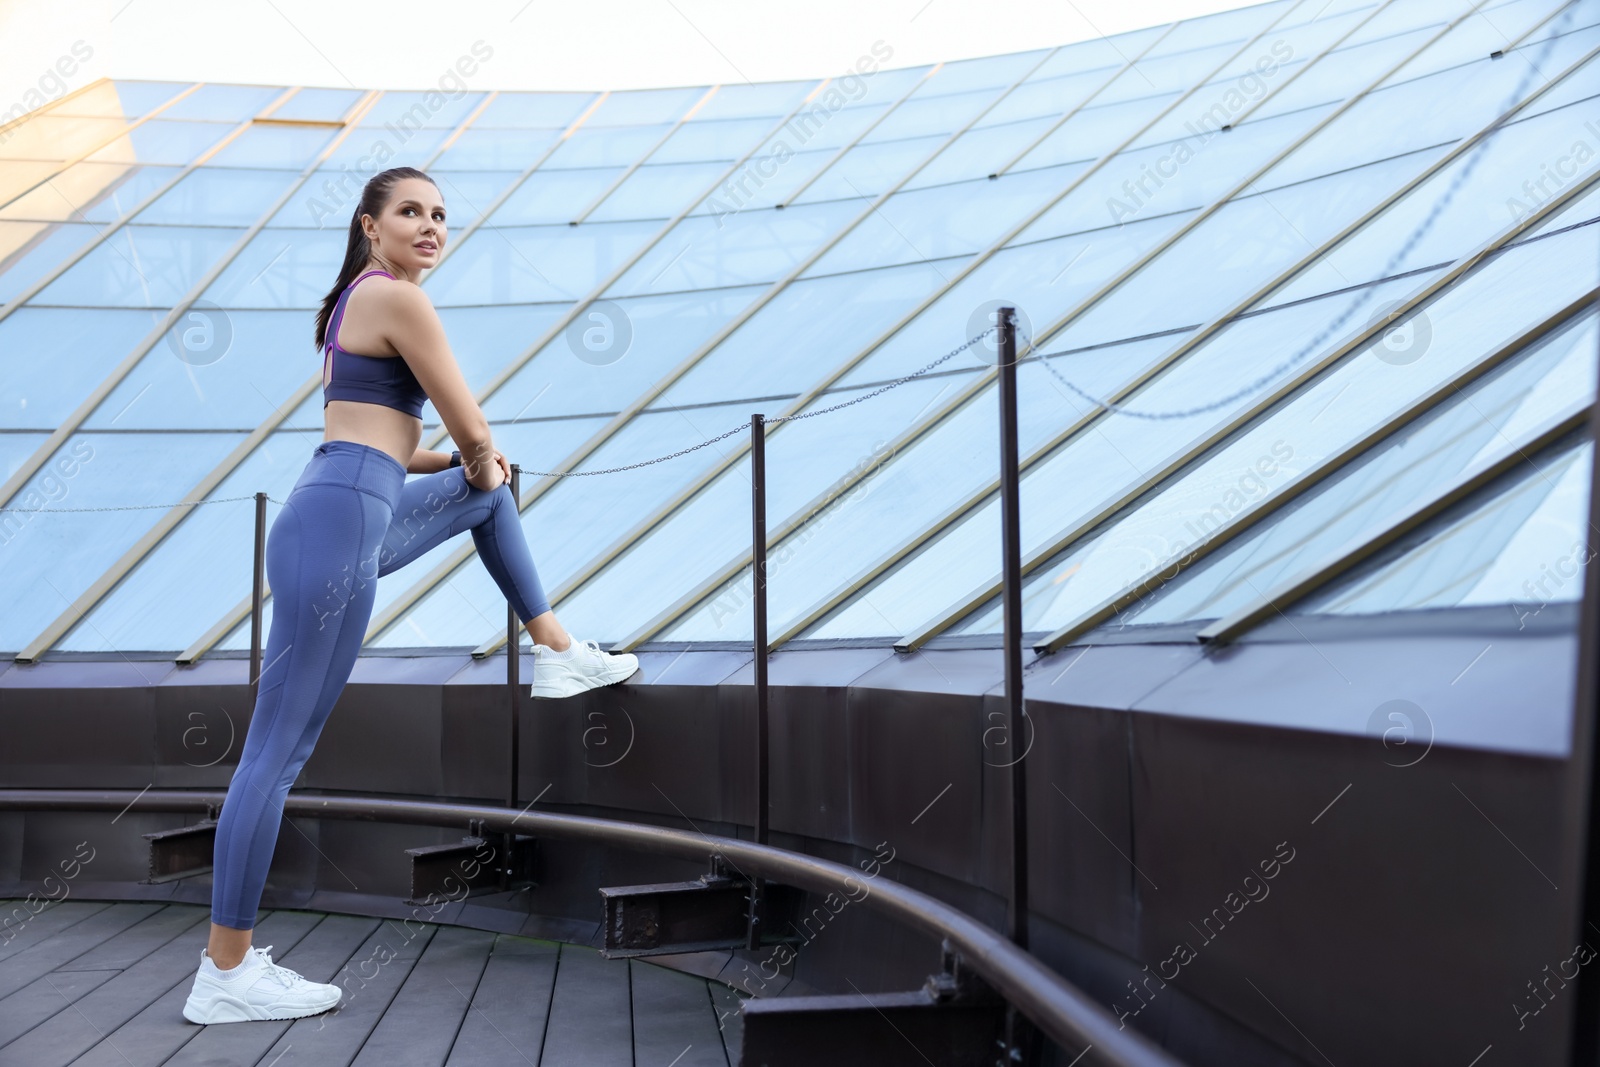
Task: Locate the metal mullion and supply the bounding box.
[426,89,500,163]
[878,25,1600,652]
[1196,356,1597,642]
[988,23,1180,179]
[0,88,301,326]
[171,91,614,665]
[0,83,314,515]
[0,75,122,140]
[0,80,205,211]
[775,64,943,208]
[12,90,388,663]
[570,85,720,225]
[451,49,1077,657]
[583,2,1325,653]
[1016,173,1600,659]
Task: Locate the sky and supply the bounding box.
[0,0,1267,111]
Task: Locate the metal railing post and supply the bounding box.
[249,491,266,697]
[996,308,1029,951]
[508,464,522,812]
[750,412,770,950]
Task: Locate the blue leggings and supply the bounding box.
[210,439,551,930]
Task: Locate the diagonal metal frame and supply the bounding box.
[1195,370,1598,644]
[607,0,1449,652]
[563,9,1303,657]
[9,88,392,663]
[884,17,1599,653]
[0,84,313,520]
[0,79,204,211]
[350,53,1049,654]
[1022,172,1600,657]
[0,89,302,326]
[570,85,720,224]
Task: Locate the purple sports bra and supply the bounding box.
[321,269,428,419]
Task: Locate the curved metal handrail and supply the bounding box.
[0,788,1185,1067]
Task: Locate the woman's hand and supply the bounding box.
[464,447,508,492]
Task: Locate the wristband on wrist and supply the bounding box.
[448,450,462,468]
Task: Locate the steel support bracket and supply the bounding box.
[142,818,219,883]
[600,866,802,958]
[404,827,536,906]
[738,945,1009,1066]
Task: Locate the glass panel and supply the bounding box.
[130,167,302,225]
[543,124,675,169]
[481,285,769,421]
[423,220,660,306]
[0,162,179,223]
[430,128,561,170]
[1293,441,1592,616]
[58,429,322,653]
[0,308,163,429]
[0,116,135,162]
[0,162,58,209]
[85,119,237,166]
[1119,313,1600,627]
[806,270,1435,640]
[30,224,247,307]
[0,432,51,480]
[585,160,732,221]
[53,81,191,120]
[205,227,344,308]
[429,169,525,228]
[952,210,1600,638]
[160,85,282,122]
[207,124,339,169]
[434,304,574,390]
[322,124,451,167]
[587,88,707,127]
[0,221,102,304]
[475,92,595,129]
[650,257,964,408]
[0,430,248,652]
[653,117,780,164]
[83,309,317,430]
[609,199,861,296]
[694,81,815,121]
[658,337,1176,643]
[270,88,364,123]
[790,134,953,205]
[489,168,628,224]
[360,90,488,130]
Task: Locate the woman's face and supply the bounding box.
[363,177,446,271]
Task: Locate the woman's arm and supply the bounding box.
[405,448,456,475]
[376,282,502,490]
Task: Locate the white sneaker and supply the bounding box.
[182,944,342,1024]
[529,638,639,698]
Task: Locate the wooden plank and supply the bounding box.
[443,934,559,1066]
[157,913,380,1067]
[0,969,120,1050]
[0,903,165,998]
[257,921,440,1067]
[709,982,746,1066]
[630,961,728,1067]
[349,925,496,1067]
[0,901,113,966]
[0,908,316,1067]
[539,944,635,1067]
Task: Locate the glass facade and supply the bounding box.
[0,0,1594,658]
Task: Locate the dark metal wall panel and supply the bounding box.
[301,684,446,795]
[1132,632,1576,757]
[152,684,250,789]
[157,659,248,687]
[720,646,894,688]
[1023,643,1209,711]
[1128,712,1571,1067]
[848,648,1005,696]
[0,684,156,787]
[635,649,753,687]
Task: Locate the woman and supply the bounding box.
[183,166,637,1025]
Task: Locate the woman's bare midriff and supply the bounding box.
[323,399,421,470]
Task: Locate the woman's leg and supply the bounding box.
[375,469,567,646]
[206,475,395,963]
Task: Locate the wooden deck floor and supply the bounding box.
[0,899,747,1066]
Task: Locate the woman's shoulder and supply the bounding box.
[348,273,435,318]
